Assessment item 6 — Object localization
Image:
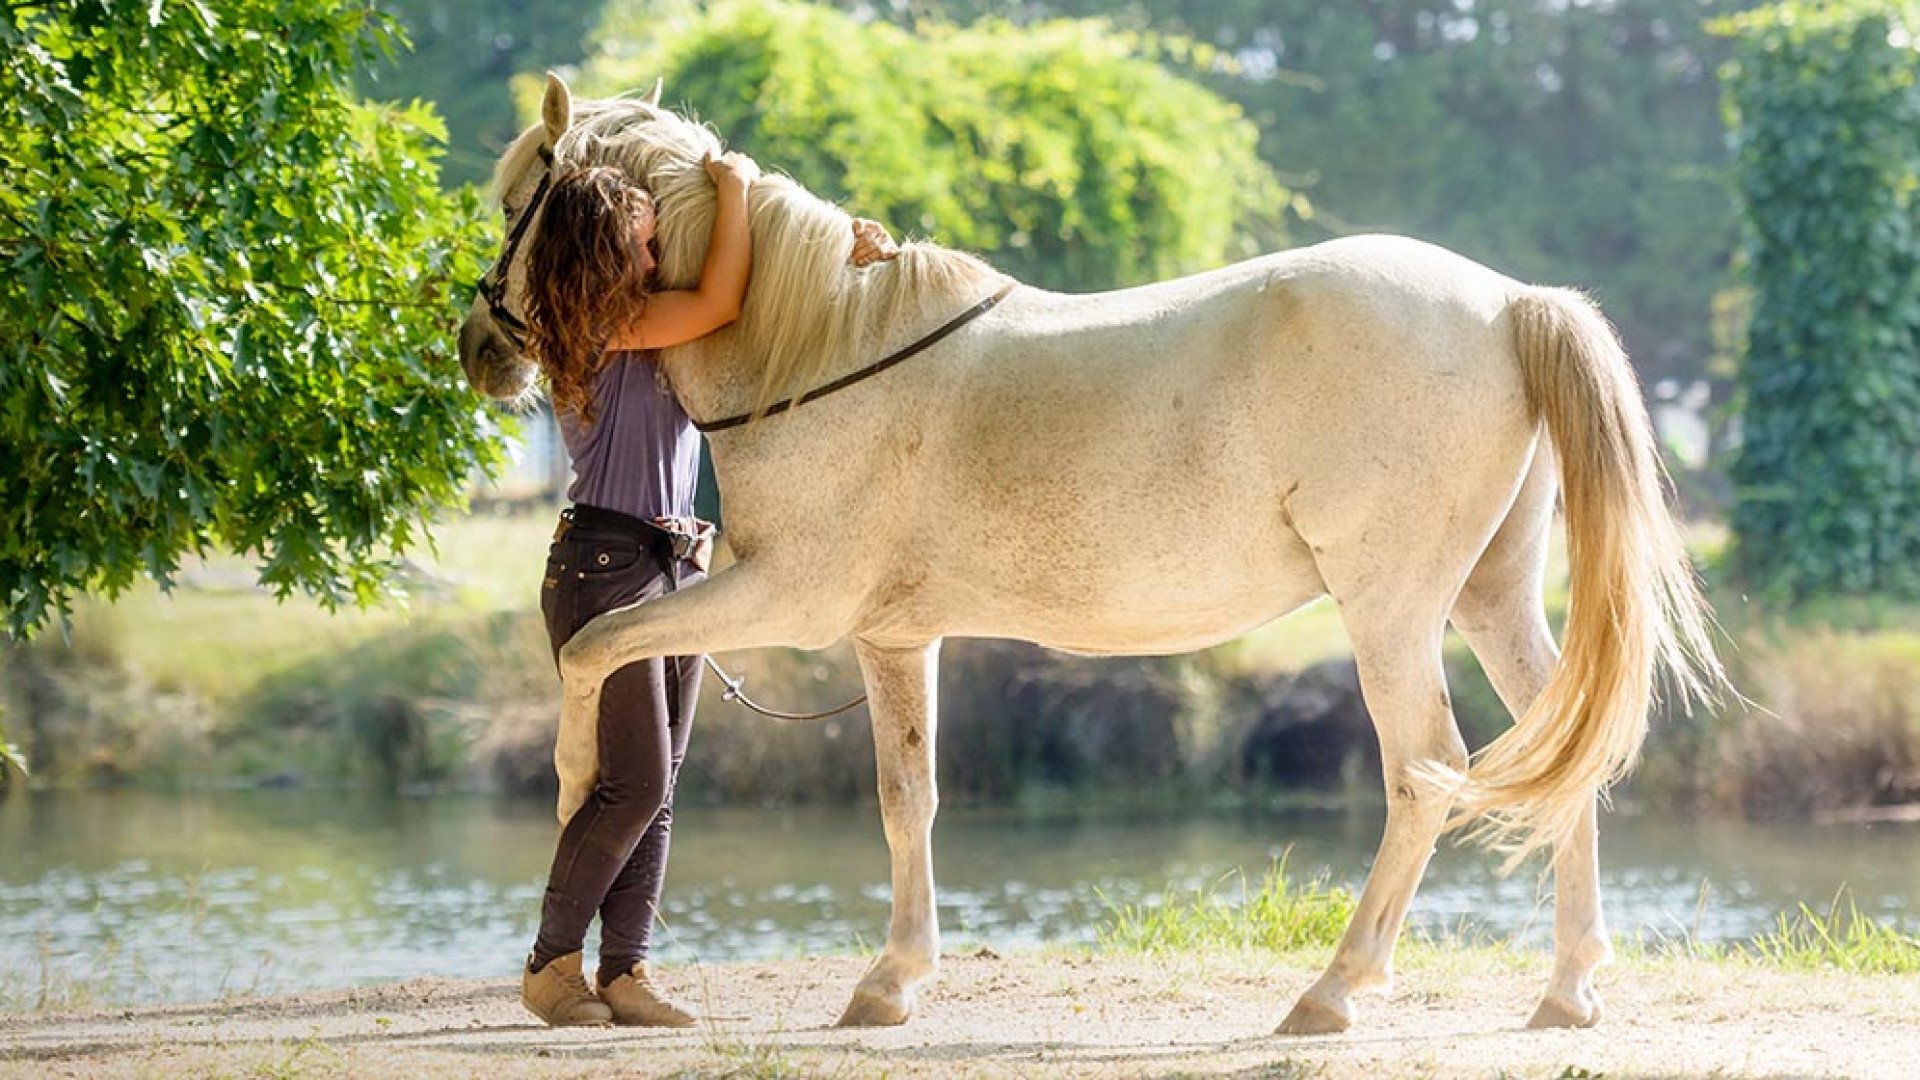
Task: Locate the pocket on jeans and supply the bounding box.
[577,542,646,578]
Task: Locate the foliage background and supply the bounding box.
[358,0,601,187]
[11,0,1920,814]
[364,0,1752,382]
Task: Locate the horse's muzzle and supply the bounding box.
[458,310,536,400]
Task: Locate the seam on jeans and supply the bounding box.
[552,797,605,904]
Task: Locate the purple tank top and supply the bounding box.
[558,351,700,520]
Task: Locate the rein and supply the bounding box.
[693,281,1017,433]
[475,145,555,350]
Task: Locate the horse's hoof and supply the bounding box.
[836,988,911,1027]
[1527,992,1601,1030]
[1276,994,1351,1036]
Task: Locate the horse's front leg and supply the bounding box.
[837,638,942,1027]
[553,561,836,823]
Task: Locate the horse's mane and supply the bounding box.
[495,97,1002,420]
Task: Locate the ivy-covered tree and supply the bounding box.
[578,0,1286,291]
[1720,1,1920,600]
[1,1,503,640]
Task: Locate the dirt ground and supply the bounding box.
[2,950,1915,1079]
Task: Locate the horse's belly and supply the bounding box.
[863,520,1329,654]
[1020,582,1329,657]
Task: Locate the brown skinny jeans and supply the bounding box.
[530,510,703,986]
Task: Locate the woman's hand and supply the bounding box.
[703,150,760,193]
[849,218,900,267]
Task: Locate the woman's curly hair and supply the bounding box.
[524,165,656,424]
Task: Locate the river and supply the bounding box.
[2,791,1915,1007]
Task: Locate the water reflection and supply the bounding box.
[1,791,1914,1006]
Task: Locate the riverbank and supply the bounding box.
[8,510,1920,823]
[3,948,1914,1078]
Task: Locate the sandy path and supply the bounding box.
[2,950,1915,1078]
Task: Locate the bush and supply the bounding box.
[1705,627,1920,819]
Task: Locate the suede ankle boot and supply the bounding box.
[522,951,612,1027]
[599,961,697,1027]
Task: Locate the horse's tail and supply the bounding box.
[1444,287,1724,865]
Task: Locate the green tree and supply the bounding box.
[580,0,1285,291]
[357,0,600,187]
[1,1,503,640]
[1720,1,1920,600]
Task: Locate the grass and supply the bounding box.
[1741,891,1920,974]
[2,511,559,786]
[1092,852,1920,981]
[1096,854,1356,956]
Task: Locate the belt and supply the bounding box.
[560,502,666,539]
[555,504,715,574]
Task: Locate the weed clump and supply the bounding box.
[1096,855,1354,955]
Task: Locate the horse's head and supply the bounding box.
[457,73,713,400]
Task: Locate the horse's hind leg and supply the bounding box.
[1449,471,1611,1029]
[837,638,942,1027]
[1279,601,1465,1035]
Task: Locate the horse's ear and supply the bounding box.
[542,72,573,147]
[645,78,663,107]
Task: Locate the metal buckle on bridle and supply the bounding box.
[475,145,556,349]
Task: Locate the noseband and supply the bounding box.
[474,145,555,350]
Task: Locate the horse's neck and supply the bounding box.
[656,333,752,426]
[661,251,1005,430]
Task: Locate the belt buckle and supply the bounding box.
[653,516,714,572]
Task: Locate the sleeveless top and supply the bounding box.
[557,351,700,521]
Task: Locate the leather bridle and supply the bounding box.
[474,145,555,350]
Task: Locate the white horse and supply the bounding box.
[458,75,1721,1034]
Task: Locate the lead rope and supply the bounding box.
[701,655,869,722]
[661,546,868,722]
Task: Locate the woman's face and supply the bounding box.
[631,207,658,280]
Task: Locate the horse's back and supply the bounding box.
[869,234,1542,648]
[942,234,1532,489]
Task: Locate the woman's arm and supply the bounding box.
[606,151,760,351]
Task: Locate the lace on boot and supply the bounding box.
[600,962,697,1027]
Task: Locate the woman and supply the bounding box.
[517,153,898,1027]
